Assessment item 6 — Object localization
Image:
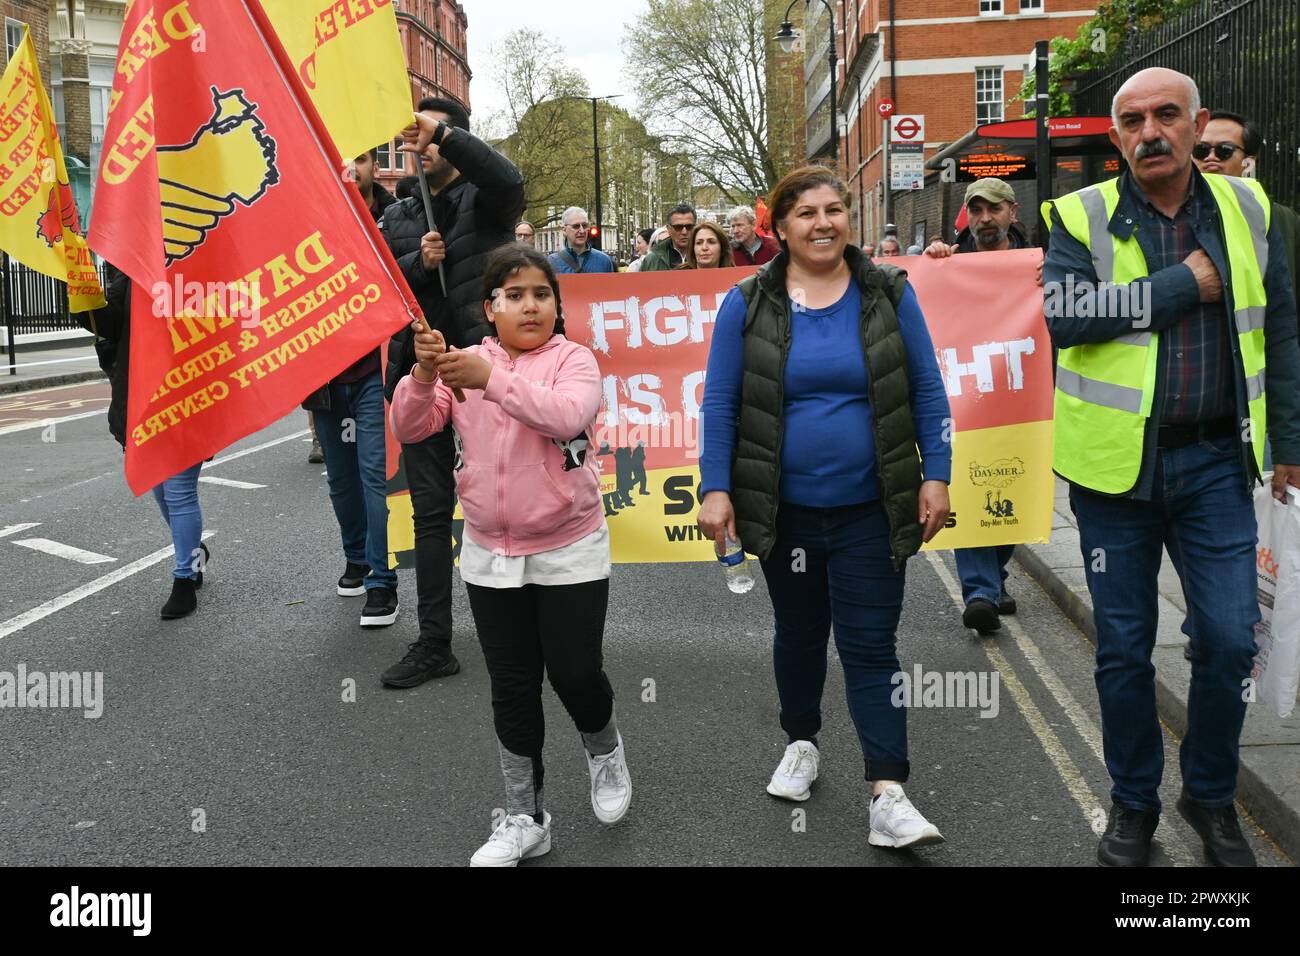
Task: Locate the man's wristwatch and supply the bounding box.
[431,121,450,147]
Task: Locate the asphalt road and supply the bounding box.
[0,381,1290,867]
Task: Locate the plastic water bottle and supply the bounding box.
[718,534,755,594]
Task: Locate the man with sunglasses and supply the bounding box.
[639,202,697,271]
[1193,110,1299,346]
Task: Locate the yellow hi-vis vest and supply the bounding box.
[1042,174,1270,494]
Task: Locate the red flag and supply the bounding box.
[89,0,419,494]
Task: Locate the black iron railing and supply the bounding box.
[1072,0,1297,209]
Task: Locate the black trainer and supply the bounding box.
[1097,802,1159,867]
[381,642,461,688]
[161,577,198,620]
[359,587,399,627]
[997,586,1016,615]
[337,562,370,597]
[962,598,1001,634]
[1177,794,1256,867]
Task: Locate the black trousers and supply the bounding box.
[403,428,456,650]
[466,579,614,778]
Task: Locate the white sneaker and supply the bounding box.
[766,741,820,801]
[585,734,632,824]
[469,811,552,867]
[868,784,944,848]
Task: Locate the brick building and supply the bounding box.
[801,0,1096,245]
[378,0,471,193]
[2,1,50,81]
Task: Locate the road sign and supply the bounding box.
[878,98,895,117]
[891,114,925,143]
[890,144,925,191]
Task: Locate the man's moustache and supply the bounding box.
[1135,138,1173,159]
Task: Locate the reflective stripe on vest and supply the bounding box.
[1045,175,1270,493]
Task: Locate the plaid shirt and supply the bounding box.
[1126,176,1236,425]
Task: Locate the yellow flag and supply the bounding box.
[0,28,106,312]
[262,0,413,161]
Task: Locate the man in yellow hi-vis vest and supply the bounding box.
[1043,68,1300,868]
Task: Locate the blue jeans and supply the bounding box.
[152,462,204,580]
[315,371,397,590]
[759,500,909,783]
[954,545,1015,605]
[1070,434,1258,811]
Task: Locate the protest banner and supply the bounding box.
[0,27,105,312]
[89,0,420,495]
[386,249,1051,565]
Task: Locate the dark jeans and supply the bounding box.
[403,428,456,649]
[759,500,909,783]
[1070,433,1259,811]
[315,372,395,590]
[954,545,1015,605]
[466,579,614,792]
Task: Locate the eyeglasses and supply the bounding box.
[1193,141,1246,162]
[669,223,693,231]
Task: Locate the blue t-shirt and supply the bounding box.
[699,279,952,507]
[549,246,616,274]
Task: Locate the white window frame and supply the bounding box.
[6,17,27,61]
[1020,0,1045,11]
[976,66,1004,125]
[978,0,1004,15]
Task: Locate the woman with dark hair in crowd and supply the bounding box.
[390,244,629,866]
[696,165,953,852]
[682,221,734,270]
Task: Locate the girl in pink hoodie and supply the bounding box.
[389,245,630,867]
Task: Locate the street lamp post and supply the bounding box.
[774,0,839,170]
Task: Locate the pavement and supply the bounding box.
[1017,477,1300,863]
[0,343,106,395]
[0,376,1293,867]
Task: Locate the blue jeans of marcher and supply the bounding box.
[759,500,909,783]
[315,371,397,591]
[152,462,203,580]
[1070,433,1258,811]
[954,545,1015,605]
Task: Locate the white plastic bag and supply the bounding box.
[1251,483,1300,718]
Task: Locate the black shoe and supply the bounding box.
[161,577,198,620]
[997,587,1016,615]
[359,587,399,627]
[308,442,324,464]
[1177,794,1256,866]
[381,642,461,688]
[1097,802,1160,867]
[337,562,371,597]
[962,598,1001,634]
[195,542,210,590]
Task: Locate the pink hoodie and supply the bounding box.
[389,334,606,557]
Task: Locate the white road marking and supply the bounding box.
[0,523,41,538]
[12,538,117,565]
[0,531,214,642]
[924,552,1107,837]
[205,429,311,468]
[198,476,266,490]
[0,408,106,436]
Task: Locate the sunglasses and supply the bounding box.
[669,223,694,231]
[1193,141,1245,161]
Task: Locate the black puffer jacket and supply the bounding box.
[380,128,524,400]
[92,262,132,450]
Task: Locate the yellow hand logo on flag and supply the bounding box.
[156,87,279,264]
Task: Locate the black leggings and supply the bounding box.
[466,579,614,773]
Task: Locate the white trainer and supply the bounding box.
[766,740,820,801]
[585,734,632,824]
[868,784,944,848]
[469,811,552,867]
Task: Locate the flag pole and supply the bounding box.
[413,158,463,402]
[2,252,15,376]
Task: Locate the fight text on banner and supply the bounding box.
[261,0,412,162]
[386,251,1051,565]
[89,0,420,495]
[0,28,106,312]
